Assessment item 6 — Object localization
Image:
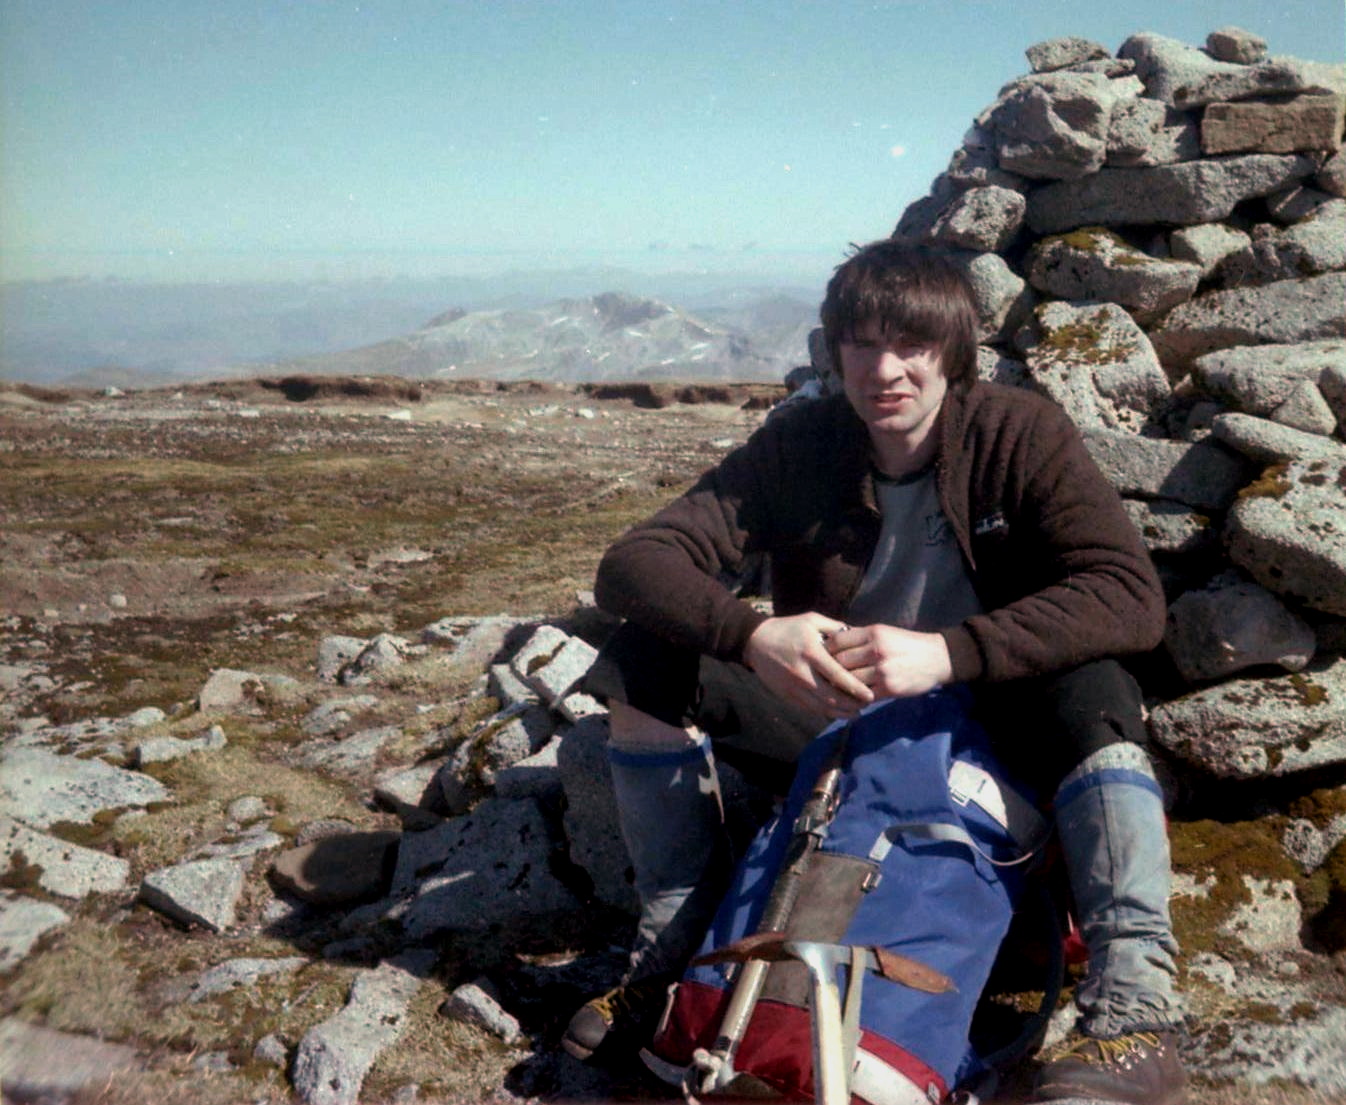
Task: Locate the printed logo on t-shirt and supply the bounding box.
[925,512,954,546]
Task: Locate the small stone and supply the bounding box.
[254,1033,289,1068]
[1206,27,1269,65]
[444,979,522,1044]
[139,857,246,932]
[0,892,70,970]
[227,795,271,823]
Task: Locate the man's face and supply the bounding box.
[838,317,949,463]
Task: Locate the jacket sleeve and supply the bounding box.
[940,402,1167,684]
[593,427,782,662]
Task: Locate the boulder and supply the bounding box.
[1019,301,1171,432]
[1026,228,1202,315]
[1122,499,1218,556]
[1149,271,1346,369]
[0,1018,142,1101]
[1163,571,1316,682]
[1193,339,1346,418]
[444,979,522,1044]
[270,830,400,906]
[509,625,597,706]
[1318,149,1346,196]
[1202,93,1346,156]
[339,633,420,686]
[1026,153,1317,234]
[164,955,309,1004]
[1105,97,1201,167]
[928,186,1026,252]
[317,636,367,683]
[299,725,401,776]
[389,797,582,940]
[1149,656,1346,778]
[1221,198,1346,286]
[198,667,264,712]
[1225,456,1346,616]
[135,725,227,766]
[947,250,1035,341]
[0,815,131,897]
[1168,223,1251,277]
[988,71,1118,179]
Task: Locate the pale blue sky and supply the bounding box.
[2,0,1342,285]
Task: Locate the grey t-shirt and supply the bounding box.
[846,466,983,632]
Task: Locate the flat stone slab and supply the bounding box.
[291,949,436,1105]
[1194,339,1346,418]
[139,856,246,932]
[1203,93,1346,156]
[1211,412,1346,465]
[0,1017,142,1099]
[1149,656,1346,778]
[0,747,170,829]
[1082,430,1251,512]
[160,955,310,1004]
[1026,154,1317,234]
[0,892,70,970]
[1150,272,1346,370]
[0,815,130,897]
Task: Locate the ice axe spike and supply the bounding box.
[692,931,956,995]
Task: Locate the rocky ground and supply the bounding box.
[0,377,778,1105]
[3,377,1345,1105]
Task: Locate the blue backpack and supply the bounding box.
[644,688,1051,1105]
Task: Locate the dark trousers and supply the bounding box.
[583,621,1149,798]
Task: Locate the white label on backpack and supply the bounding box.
[948,760,1009,832]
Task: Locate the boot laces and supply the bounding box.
[1072,1031,1163,1067]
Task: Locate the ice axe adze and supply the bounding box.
[688,933,955,1105]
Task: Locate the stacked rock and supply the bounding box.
[803,27,1346,785]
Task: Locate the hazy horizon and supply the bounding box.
[4,1,1342,286]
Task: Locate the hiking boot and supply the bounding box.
[1033,1030,1186,1105]
[561,974,672,1061]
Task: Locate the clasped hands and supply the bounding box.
[743,612,953,721]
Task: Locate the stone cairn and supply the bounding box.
[2,26,1346,1105]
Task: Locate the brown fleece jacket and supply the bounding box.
[594,383,1166,685]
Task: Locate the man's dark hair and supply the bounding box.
[821,240,980,392]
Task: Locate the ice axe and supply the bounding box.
[689,933,955,1105]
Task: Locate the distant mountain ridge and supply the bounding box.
[0,275,821,387]
[266,290,813,383]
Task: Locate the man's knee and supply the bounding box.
[983,659,1150,789]
[608,701,703,753]
[582,622,701,730]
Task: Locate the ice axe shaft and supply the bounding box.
[698,732,849,1087]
